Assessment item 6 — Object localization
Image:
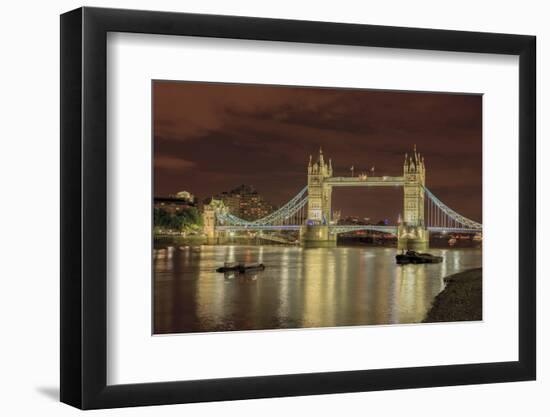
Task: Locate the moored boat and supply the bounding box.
[216,262,266,273]
[396,250,443,264]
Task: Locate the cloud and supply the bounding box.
[154,156,196,171]
[152,81,482,220]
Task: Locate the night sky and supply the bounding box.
[153,81,482,223]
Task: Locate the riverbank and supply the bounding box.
[423,267,482,323]
[154,235,482,249]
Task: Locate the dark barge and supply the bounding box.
[396,250,443,264]
[216,262,266,273]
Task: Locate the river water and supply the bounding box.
[153,243,481,334]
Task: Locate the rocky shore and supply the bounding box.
[424,268,482,323]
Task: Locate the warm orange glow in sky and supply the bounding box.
[154,81,482,222]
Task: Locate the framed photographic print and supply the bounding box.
[60,7,536,409]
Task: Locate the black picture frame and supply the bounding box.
[60,6,536,410]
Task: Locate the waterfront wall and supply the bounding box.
[300,225,337,247]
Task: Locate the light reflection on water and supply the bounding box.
[154,245,481,334]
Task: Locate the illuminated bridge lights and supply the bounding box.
[215,185,481,234]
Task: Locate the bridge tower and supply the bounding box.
[307,148,333,223]
[202,198,227,243]
[302,148,336,246]
[398,145,429,250]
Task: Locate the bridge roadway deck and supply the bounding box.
[325,176,404,187]
[216,225,481,234]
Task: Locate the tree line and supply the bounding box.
[153,207,203,233]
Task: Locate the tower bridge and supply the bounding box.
[204,147,482,249]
